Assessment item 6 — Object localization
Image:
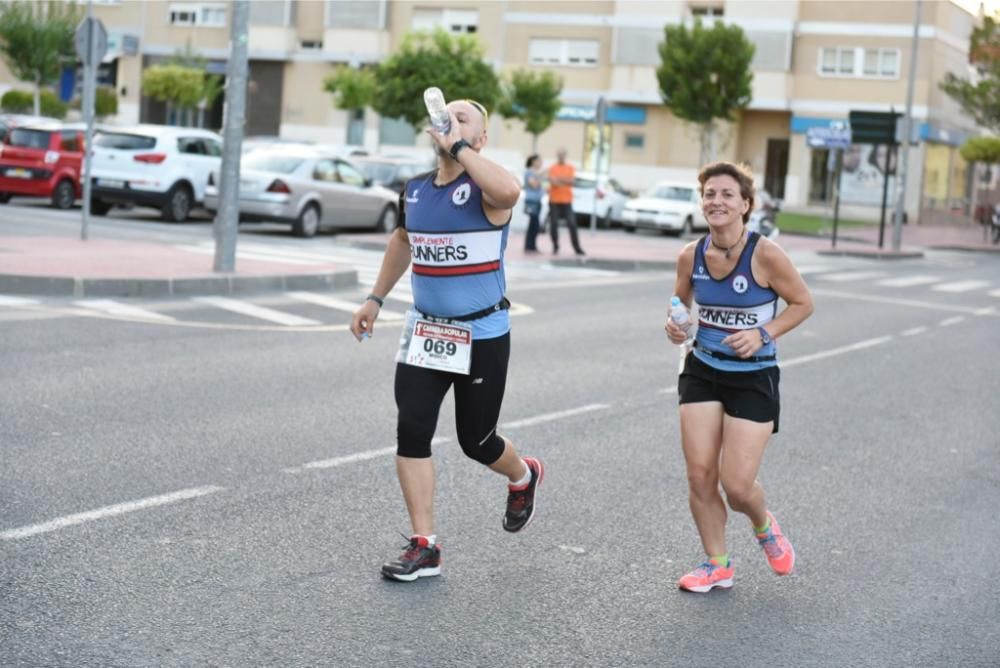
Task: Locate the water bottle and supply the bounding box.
[423,87,451,135]
[670,296,693,373]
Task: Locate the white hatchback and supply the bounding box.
[622,182,707,236]
[90,125,222,222]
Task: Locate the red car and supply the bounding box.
[0,122,84,209]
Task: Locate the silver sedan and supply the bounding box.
[204,148,399,237]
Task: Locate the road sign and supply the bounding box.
[848,110,900,145]
[75,17,108,67]
[806,121,852,149]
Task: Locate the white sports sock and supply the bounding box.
[509,461,531,488]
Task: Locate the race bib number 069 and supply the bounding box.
[405,319,473,375]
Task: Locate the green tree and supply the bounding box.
[496,69,563,152]
[372,29,501,131]
[960,136,1000,164]
[0,1,79,117]
[167,42,223,127]
[940,14,1000,133]
[656,19,755,165]
[142,63,220,128]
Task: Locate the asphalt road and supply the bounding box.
[2,208,1000,667]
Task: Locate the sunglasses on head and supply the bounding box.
[460,99,489,125]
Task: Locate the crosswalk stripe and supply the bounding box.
[931,280,991,293]
[815,271,888,283]
[75,299,175,321]
[796,265,835,276]
[286,291,405,320]
[989,289,1000,298]
[191,296,320,326]
[877,275,941,287]
[0,295,40,307]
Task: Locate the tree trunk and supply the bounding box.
[699,121,716,168]
[33,77,41,117]
[531,133,538,153]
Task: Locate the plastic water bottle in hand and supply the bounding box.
[423,87,451,135]
[670,296,693,373]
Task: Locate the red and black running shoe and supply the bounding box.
[503,456,544,533]
[381,535,441,582]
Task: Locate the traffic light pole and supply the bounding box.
[892,0,922,252]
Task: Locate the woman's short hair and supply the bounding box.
[525,154,540,168]
[697,161,755,223]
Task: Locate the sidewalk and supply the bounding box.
[1,221,995,298]
[0,235,356,297]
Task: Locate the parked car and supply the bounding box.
[0,121,85,208]
[0,114,59,143]
[90,124,222,222]
[622,181,707,235]
[571,172,629,228]
[352,155,433,194]
[203,147,398,237]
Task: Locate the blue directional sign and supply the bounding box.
[806,121,852,149]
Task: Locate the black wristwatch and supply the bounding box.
[757,327,772,345]
[449,139,471,160]
[366,293,384,308]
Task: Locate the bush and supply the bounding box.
[1,89,33,113]
[0,89,68,118]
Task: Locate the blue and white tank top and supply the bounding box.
[402,170,510,340]
[690,231,778,372]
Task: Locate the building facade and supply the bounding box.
[0,0,988,223]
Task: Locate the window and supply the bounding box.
[9,129,51,149]
[529,39,599,67]
[625,133,645,149]
[820,47,900,78]
[336,161,365,187]
[178,138,208,155]
[169,3,226,28]
[411,8,478,34]
[300,40,323,50]
[94,132,156,150]
[327,0,384,29]
[313,160,339,182]
[60,131,81,152]
[203,139,222,157]
[690,6,724,17]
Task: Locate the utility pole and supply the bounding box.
[214,0,249,273]
[892,0,922,251]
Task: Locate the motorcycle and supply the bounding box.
[748,190,781,240]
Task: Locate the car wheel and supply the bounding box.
[90,199,112,216]
[293,203,321,238]
[680,216,693,237]
[0,192,10,204]
[161,184,192,222]
[375,204,396,232]
[51,180,75,210]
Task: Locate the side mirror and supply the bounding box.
[363,177,373,188]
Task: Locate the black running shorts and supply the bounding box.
[678,352,780,433]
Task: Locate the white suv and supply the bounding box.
[90,125,222,222]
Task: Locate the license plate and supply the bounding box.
[97,178,125,189]
[6,168,31,178]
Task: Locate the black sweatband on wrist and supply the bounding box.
[366,293,384,308]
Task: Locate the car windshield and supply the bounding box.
[358,162,397,183]
[8,128,51,149]
[242,153,305,174]
[94,132,157,150]
[653,186,694,201]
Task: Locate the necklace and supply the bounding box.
[711,229,746,259]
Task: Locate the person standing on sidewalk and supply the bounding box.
[523,154,544,253]
[664,161,813,593]
[547,148,585,256]
[350,98,544,583]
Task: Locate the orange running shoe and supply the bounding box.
[756,511,795,576]
[677,558,734,593]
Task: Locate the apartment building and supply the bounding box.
[0,0,987,222]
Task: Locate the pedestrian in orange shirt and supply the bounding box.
[547,148,585,256]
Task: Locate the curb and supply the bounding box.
[0,269,358,298]
[550,257,677,271]
[815,249,924,260]
[928,244,1000,255]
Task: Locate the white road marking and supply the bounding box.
[810,288,995,314]
[815,271,887,283]
[75,299,175,322]
[192,296,320,326]
[779,336,894,368]
[0,486,224,541]
[939,316,965,327]
[795,265,834,276]
[285,437,453,473]
[286,291,405,321]
[876,275,941,288]
[931,280,991,293]
[990,289,1000,298]
[502,403,610,429]
[975,307,997,316]
[901,326,928,337]
[0,295,40,306]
